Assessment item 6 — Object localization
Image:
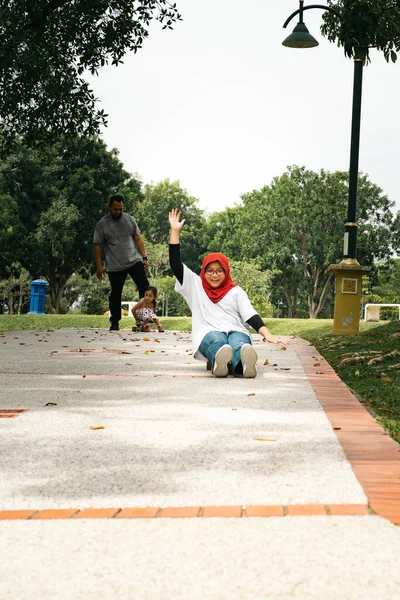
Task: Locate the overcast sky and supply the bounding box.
[89,0,400,217]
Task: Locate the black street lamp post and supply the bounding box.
[282,0,371,334]
[283,0,364,267]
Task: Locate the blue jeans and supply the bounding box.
[199,331,252,375]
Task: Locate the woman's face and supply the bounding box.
[204,260,226,288]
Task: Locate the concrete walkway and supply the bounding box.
[1,327,400,599]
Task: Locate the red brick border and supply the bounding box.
[0,504,371,520]
[295,341,400,526]
[0,409,28,419]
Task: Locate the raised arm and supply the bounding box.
[169,209,185,284]
[169,208,185,244]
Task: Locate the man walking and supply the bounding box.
[93,194,149,331]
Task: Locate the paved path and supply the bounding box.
[0,327,400,599]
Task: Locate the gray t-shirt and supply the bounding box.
[93,213,142,272]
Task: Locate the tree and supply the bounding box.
[0,265,30,314]
[0,1,182,148]
[322,0,400,63]
[156,275,189,317]
[229,260,276,317]
[146,242,170,284]
[135,179,208,272]
[0,189,20,278]
[236,166,396,318]
[0,136,142,312]
[368,258,400,307]
[203,208,245,261]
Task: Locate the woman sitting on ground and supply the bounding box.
[168,209,288,378]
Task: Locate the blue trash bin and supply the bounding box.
[28,279,48,315]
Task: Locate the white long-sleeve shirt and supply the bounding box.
[175,265,257,360]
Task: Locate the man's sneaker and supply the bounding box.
[109,324,119,331]
[157,325,165,333]
[212,344,233,378]
[143,324,151,332]
[240,344,258,378]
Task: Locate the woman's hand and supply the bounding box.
[258,325,290,345]
[169,208,185,231]
[263,335,290,345]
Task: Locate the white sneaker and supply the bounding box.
[240,344,258,378]
[213,344,233,378]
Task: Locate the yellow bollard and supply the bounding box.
[328,263,370,335]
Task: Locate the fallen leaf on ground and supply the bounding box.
[280,368,291,371]
[316,372,325,375]
[379,407,393,412]
[247,393,256,396]
[143,350,149,355]
[143,337,150,341]
[354,370,360,376]
[82,374,86,378]
[45,402,57,406]
[232,408,237,411]
[314,363,320,367]
[264,359,269,365]
[333,426,341,430]
[254,437,277,442]
[381,376,391,381]
[154,338,160,343]
[280,346,287,351]
[90,425,106,430]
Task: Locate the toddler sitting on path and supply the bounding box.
[131,286,165,333]
[168,208,288,378]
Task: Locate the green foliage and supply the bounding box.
[146,242,170,284]
[0,136,140,312]
[314,320,400,444]
[366,259,400,319]
[0,265,30,314]
[135,179,208,271]
[0,190,19,277]
[204,166,397,319]
[321,0,400,62]
[203,208,244,261]
[230,260,275,317]
[156,275,190,317]
[0,1,182,148]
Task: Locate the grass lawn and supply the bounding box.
[309,320,400,445]
[1,314,399,443]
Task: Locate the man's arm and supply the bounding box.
[133,234,149,270]
[94,244,105,280]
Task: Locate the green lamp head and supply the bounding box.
[282,22,319,48]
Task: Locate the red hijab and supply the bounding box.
[200,253,237,303]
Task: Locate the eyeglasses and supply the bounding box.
[205,268,225,275]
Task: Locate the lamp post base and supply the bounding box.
[327,263,370,335]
